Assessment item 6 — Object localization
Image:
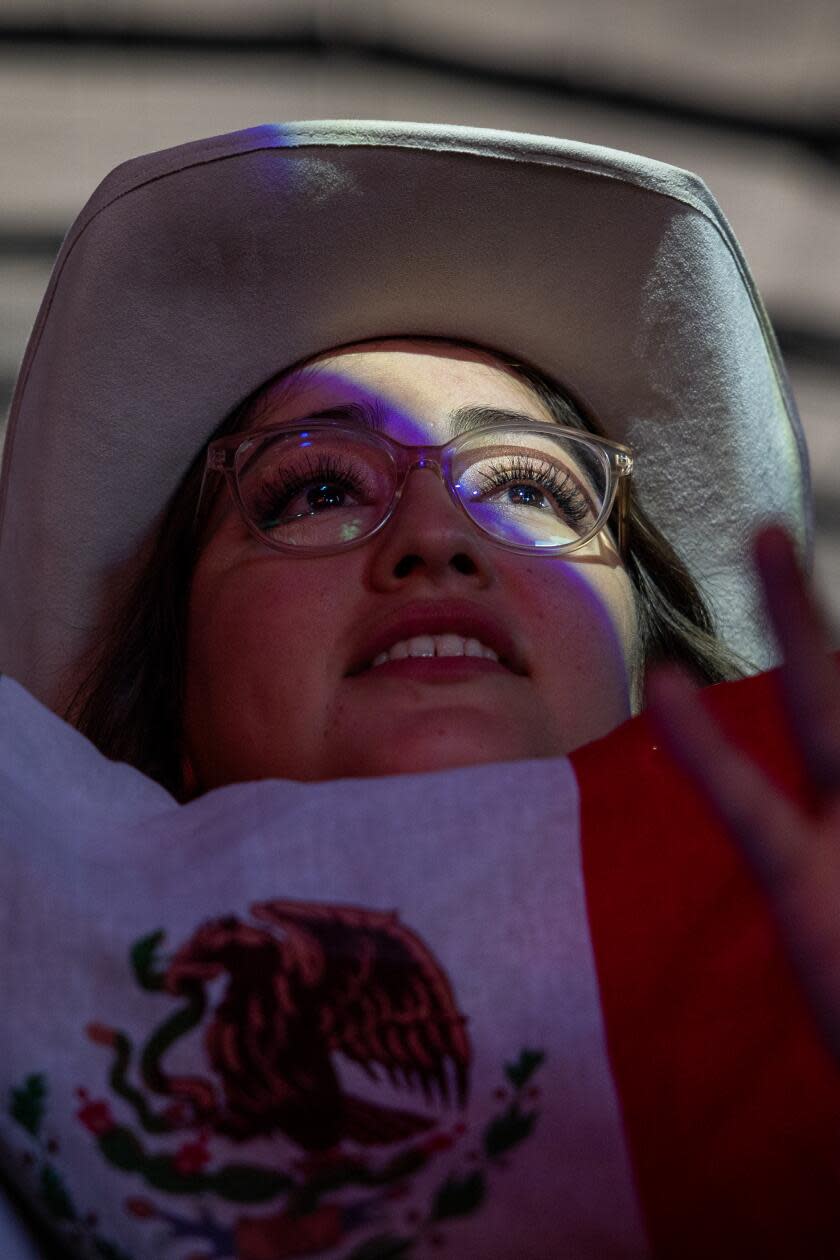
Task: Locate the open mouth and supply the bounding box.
[370,630,503,670]
[351,654,515,681]
[345,608,526,679]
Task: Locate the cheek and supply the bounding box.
[184,560,330,704]
[518,561,638,695]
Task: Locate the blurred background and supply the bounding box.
[2,0,839,644]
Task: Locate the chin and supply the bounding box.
[352,739,534,780]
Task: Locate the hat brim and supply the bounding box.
[0,120,813,714]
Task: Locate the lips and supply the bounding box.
[346,600,527,677]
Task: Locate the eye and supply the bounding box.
[512,486,550,507]
[472,455,594,526]
[252,455,374,528]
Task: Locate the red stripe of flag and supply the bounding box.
[571,652,840,1258]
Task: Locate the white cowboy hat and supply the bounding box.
[0,119,812,716]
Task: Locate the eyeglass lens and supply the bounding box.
[234,427,610,551]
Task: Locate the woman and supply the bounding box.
[68,332,754,799]
[0,119,838,1258]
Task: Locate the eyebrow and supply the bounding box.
[259,400,554,437]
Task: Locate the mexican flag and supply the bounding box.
[1,658,839,1259]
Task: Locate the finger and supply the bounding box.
[646,662,809,892]
[753,524,840,798]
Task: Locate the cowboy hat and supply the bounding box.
[0,119,812,716]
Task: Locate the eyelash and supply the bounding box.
[252,455,374,525]
[476,455,592,523]
[252,452,592,525]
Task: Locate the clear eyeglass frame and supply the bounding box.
[192,419,635,559]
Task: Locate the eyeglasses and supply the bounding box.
[193,419,634,558]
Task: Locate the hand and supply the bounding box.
[645,523,840,1060]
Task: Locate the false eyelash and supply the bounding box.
[252,454,373,521]
[477,455,592,522]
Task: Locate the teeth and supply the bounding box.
[371,634,500,668]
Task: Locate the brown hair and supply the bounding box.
[61,337,758,803]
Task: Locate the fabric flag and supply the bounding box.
[1,658,839,1260]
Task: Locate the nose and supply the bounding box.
[365,463,493,589]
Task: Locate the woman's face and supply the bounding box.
[182,338,639,791]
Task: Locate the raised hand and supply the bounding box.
[645,523,840,1060]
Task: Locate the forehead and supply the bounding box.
[252,341,555,438]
